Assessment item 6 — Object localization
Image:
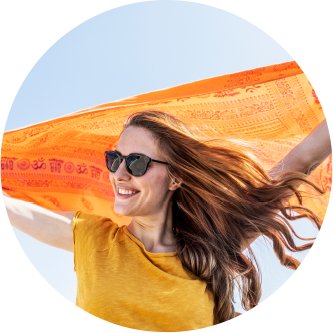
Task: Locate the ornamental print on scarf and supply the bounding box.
[1,61,330,224]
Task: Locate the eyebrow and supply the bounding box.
[115,150,145,156]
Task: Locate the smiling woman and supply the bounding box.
[68,110,324,331]
[8,108,326,330]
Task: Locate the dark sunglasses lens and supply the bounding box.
[106,152,121,173]
[127,155,148,176]
[106,153,147,176]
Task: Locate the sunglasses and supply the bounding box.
[105,150,169,177]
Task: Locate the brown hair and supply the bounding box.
[123,110,324,324]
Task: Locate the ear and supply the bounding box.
[169,178,182,191]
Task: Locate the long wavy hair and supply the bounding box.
[123,110,325,324]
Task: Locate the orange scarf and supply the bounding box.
[1,61,331,225]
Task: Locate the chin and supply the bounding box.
[114,202,135,217]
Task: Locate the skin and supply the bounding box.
[110,126,180,253]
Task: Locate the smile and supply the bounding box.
[116,191,140,199]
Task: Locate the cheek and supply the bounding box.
[139,170,171,198]
[109,172,115,188]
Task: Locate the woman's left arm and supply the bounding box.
[288,119,332,174]
[268,119,332,179]
[241,119,332,252]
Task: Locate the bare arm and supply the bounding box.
[4,194,75,252]
[242,119,332,251]
[268,119,332,179]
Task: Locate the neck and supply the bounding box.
[126,201,176,253]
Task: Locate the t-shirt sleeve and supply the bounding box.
[72,210,119,272]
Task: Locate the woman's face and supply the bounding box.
[109,126,177,218]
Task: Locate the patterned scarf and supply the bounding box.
[2,61,330,225]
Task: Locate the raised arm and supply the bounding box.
[268,119,332,179]
[3,193,75,252]
[241,119,332,252]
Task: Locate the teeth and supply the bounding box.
[118,188,137,195]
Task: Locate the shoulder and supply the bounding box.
[72,211,119,241]
[72,211,120,271]
[73,210,116,224]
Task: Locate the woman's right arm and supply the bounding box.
[3,194,75,253]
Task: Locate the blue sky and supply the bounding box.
[5,0,318,313]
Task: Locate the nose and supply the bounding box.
[112,158,131,182]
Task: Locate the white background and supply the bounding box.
[297,302,333,333]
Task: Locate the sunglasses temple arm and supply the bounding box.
[152,159,169,165]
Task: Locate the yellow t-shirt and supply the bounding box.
[72,211,214,332]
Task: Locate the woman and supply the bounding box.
[4,111,332,331]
